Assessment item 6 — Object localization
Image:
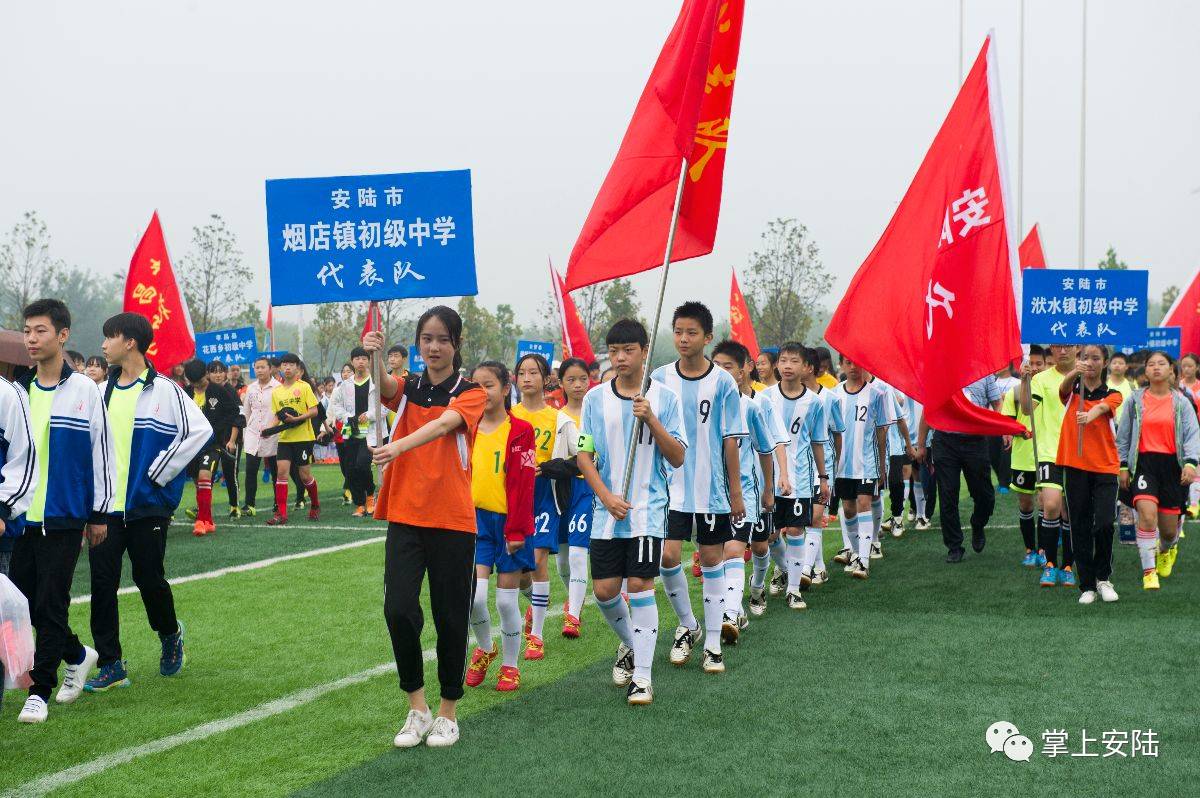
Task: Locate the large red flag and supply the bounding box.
[1019,223,1047,269]
[825,36,1023,436]
[729,269,759,360]
[361,301,382,336]
[550,261,595,364]
[1163,267,1200,357]
[124,212,194,371]
[565,0,742,291]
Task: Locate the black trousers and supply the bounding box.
[888,455,915,516]
[1063,467,1117,592]
[8,527,85,699]
[931,431,995,554]
[335,440,352,492]
[88,516,178,667]
[919,458,937,518]
[244,453,276,507]
[988,436,1012,489]
[219,445,240,507]
[343,438,376,505]
[383,522,476,701]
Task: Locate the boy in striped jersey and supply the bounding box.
[577,319,686,705]
[799,346,844,586]
[760,343,829,610]
[651,303,746,674]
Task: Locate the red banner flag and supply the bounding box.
[266,304,275,350]
[729,269,759,360]
[124,212,194,371]
[825,36,1023,436]
[565,0,742,291]
[1163,267,1200,357]
[550,261,595,364]
[361,301,382,337]
[1019,223,1046,269]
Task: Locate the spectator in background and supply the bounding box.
[66,350,86,373]
[84,356,106,384]
[206,360,245,516]
[990,365,1020,494]
[588,360,601,383]
[228,364,246,395]
[815,347,838,389]
[170,363,187,388]
[387,344,409,377]
[241,355,280,517]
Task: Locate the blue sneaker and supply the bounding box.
[160,622,186,676]
[1060,568,1076,588]
[1035,551,1048,567]
[84,660,130,692]
[998,486,1010,495]
[1039,565,1058,587]
[1021,551,1039,567]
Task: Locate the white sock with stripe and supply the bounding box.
[470,577,492,651]
[567,546,588,618]
[628,589,658,682]
[556,548,571,592]
[495,587,522,668]
[530,581,550,639]
[785,533,805,591]
[856,514,872,565]
[871,498,883,543]
[1136,527,1158,573]
[750,550,770,590]
[802,527,823,573]
[660,564,697,630]
[595,593,633,647]
[723,557,746,616]
[768,535,787,573]
[700,564,725,654]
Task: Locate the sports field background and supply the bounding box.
[1,464,1195,797]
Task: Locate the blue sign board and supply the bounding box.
[1121,326,1183,358]
[408,345,425,373]
[265,169,477,306]
[196,327,259,366]
[517,339,555,364]
[1021,269,1147,345]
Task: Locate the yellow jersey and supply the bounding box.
[271,380,318,443]
[1030,367,1073,463]
[817,373,838,389]
[512,403,558,465]
[471,419,510,514]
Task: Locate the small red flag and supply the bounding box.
[361,301,382,337]
[729,269,759,360]
[266,304,275,350]
[565,0,739,291]
[550,261,595,364]
[1163,267,1200,357]
[1019,223,1047,269]
[124,212,194,371]
[825,36,1023,436]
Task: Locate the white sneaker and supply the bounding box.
[891,518,905,539]
[812,567,828,585]
[1097,581,1120,603]
[669,625,700,666]
[870,542,883,560]
[18,695,48,724]
[1078,590,1097,605]
[56,646,98,704]
[393,708,433,748]
[425,716,460,748]
[748,587,767,617]
[626,677,653,705]
[915,517,931,531]
[850,558,869,580]
[612,643,634,686]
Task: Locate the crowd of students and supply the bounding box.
[1,298,1191,753]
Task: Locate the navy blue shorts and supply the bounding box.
[474,509,535,573]
[529,477,560,553]
[557,479,593,549]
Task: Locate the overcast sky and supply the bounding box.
[2,1,1197,332]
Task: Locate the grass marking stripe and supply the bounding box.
[71,537,386,605]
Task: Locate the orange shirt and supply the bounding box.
[1139,391,1176,455]
[373,373,486,534]
[1056,380,1123,474]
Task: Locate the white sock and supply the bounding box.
[530,580,550,639]
[621,578,629,595]
[567,546,589,618]
[1136,528,1158,572]
[802,527,822,572]
[768,535,787,573]
[840,508,851,550]
[723,557,746,616]
[903,481,911,512]
[856,514,872,564]
[556,548,571,592]
[700,564,725,654]
[660,564,698,630]
[495,587,522,668]
[785,533,805,591]
[628,589,658,682]
[596,593,633,646]
[1190,482,1200,506]
[750,551,770,590]
[914,483,926,518]
[470,577,492,651]
[871,499,883,543]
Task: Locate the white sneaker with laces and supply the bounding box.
[56,645,98,704]
[18,695,48,724]
[870,542,883,560]
[891,518,905,539]
[915,517,931,531]
[1078,590,1097,605]
[425,716,460,748]
[393,708,434,748]
[1097,581,1119,603]
[669,625,700,666]
[612,643,634,686]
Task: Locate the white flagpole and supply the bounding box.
[958,0,965,85]
[620,157,689,499]
[1078,0,1088,268]
[1017,0,1025,238]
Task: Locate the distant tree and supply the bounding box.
[1162,285,1180,315]
[1097,246,1128,270]
[743,218,832,347]
[0,211,62,328]
[310,302,362,377]
[458,296,522,368]
[55,267,123,356]
[180,214,259,332]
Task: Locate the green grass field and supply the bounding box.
[2,464,1196,797]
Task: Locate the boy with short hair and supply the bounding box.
[241,356,281,515]
[1003,345,1046,565]
[387,344,409,377]
[206,360,244,515]
[332,346,380,516]
[267,353,322,525]
[577,319,686,705]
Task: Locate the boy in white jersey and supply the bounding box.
[652,302,746,674]
[831,356,893,579]
[578,319,686,705]
[799,346,844,587]
[867,377,907,554]
[760,343,829,611]
[711,341,789,630]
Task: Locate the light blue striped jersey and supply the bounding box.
[734,391,780,523]
[760,383,827,499]
[874,380,910,456]
[651,361,746,514]
[580,379,686,540]
[813,384,845,485]
[833,380,894,480]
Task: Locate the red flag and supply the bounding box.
[362,301,382,337]
[565,0,742,291]
[1163,267,1200,357]
[124,212,194,371]
[729,269,759,360]
[825,36,1023,436]
[550,261,596,364]
[266,304,275,350]
[1019,223,1047,269]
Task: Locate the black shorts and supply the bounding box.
[186,446,222,479]
[889,453,912,471]
[731,513,773,544]
[1123,452,1186,514]
[772,496,812,529]
[835,478,877,501]
[590,536,662,580]
[1010,469,1036,495]
[1036,461,1065,490]
[666,511,733,545]
[277,441,315,465]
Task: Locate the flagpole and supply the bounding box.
[1017,0,1025,238]
[620,156,689,499]
[1078,0,1088,268]
[958,0,965,85]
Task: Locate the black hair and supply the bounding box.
[254,355,271,367]
[1108,351,1128,363]
[102,312,154,354]
[1028,344,1047,359]
[779,341,805,357]
[269,357,282,368]
[473,360,512,410]
[66,350,85,366]
[350,346,369,360]
[280,352,301,366]
[85,355,105,370]
[183,358,207,383]
[24,298,71,332]
[387,344,407,357]
[515,353,551,385]
[672,301,714,336]
[814,346,832,364]
[758,349,779,366]
[207,360,229,373]
[558,357,590,381]
[1079,343,1111,387]
[800,346,821,373]
[321,376,335,385]
[587,360,600,371]
[712,339,749,368]
[415,305,463,372]
[341,362,353,372]
[605,318,648,348]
